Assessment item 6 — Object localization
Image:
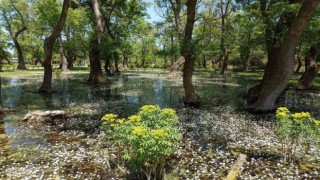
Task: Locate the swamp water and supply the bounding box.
[0,71,319,179]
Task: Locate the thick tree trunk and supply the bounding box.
[249,0,319,111]
[87,0,106,83]
[296,46,319,90]
[13,37,26,70]
[182,0,199,106]
[38,0,70,93]
[88,35,105,82]
[57,35,69,72]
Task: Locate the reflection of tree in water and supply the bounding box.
[0,76,9,176]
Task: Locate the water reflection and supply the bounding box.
[1,72,320,148]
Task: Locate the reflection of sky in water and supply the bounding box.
[2,72,320,148]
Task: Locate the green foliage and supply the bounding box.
[101,105,181,179]
[275,107,320,162]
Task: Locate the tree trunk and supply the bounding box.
[38,0,70,93]
[182,0,199,106]
[57,35,69,72]
[13,37,26,70]
[115,59,120,75]
[169,57,185,75]
[295,45,319,90]
[249,0,319,111]
[123,52,128,69]
[202,55,207,69]
[295,54,302,73]
[88,34,105,82]
[140,58,146,68]
[87,0,106,83]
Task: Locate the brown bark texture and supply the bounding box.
[296,45,320,90]
[250,0,319,111]
[182,0,199,106]
[57,35,69,72]
[169,57,185,75]
[38,0,70,93]
[87,0,106,83]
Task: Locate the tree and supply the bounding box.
[0,0,28,69]
[38,0,70,93]
[248,0,319,111]
[182,0,199,106]
[295,43,320,89]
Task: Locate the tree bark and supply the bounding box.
[38,0,70,93]
[182,0,199,106]
[295,45,319,90]
[13,35,27,70]
[249,0,319,111]
[2,5,27,70]
[295,54,302,73]
[202,55,207,68]
[123,52,129,69]
[169,57,185,75]
[219,0,231,75]
[57,35,69,72]
[87,0,106,83]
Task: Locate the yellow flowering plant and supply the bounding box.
[101,105,181,179]
[275,107,320,162]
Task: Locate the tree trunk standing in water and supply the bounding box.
[296,45,320,90]
[38,0,70,93]
[57,35,69,72]
[87,0,106,83]
[249,0,319,111]
[182,0,199,106]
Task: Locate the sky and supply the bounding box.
[145,0,163,23]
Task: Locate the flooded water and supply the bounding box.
[1,71,320,179]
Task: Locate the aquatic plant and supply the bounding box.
[275,107,320,162]
[101,105,181,179]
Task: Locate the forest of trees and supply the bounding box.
[0,0,319,111]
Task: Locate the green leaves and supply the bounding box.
[101,105,181,179]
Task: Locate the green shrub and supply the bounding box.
[275,107,320,162]
[101,105,181,179]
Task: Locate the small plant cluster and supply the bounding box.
[101,105,181,179]
[275,107,320,162]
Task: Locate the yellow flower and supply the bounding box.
[127,115,141,124]
[276,107,289,114]
[314,120,320,126]
[132,126,148,136]
[140,105,159,113]
[161,108,176,116]
[116,118,125,125]
[101,114,118,122]
[151,129,168,139]
[276,112,287,119]
[292,112,311,120]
